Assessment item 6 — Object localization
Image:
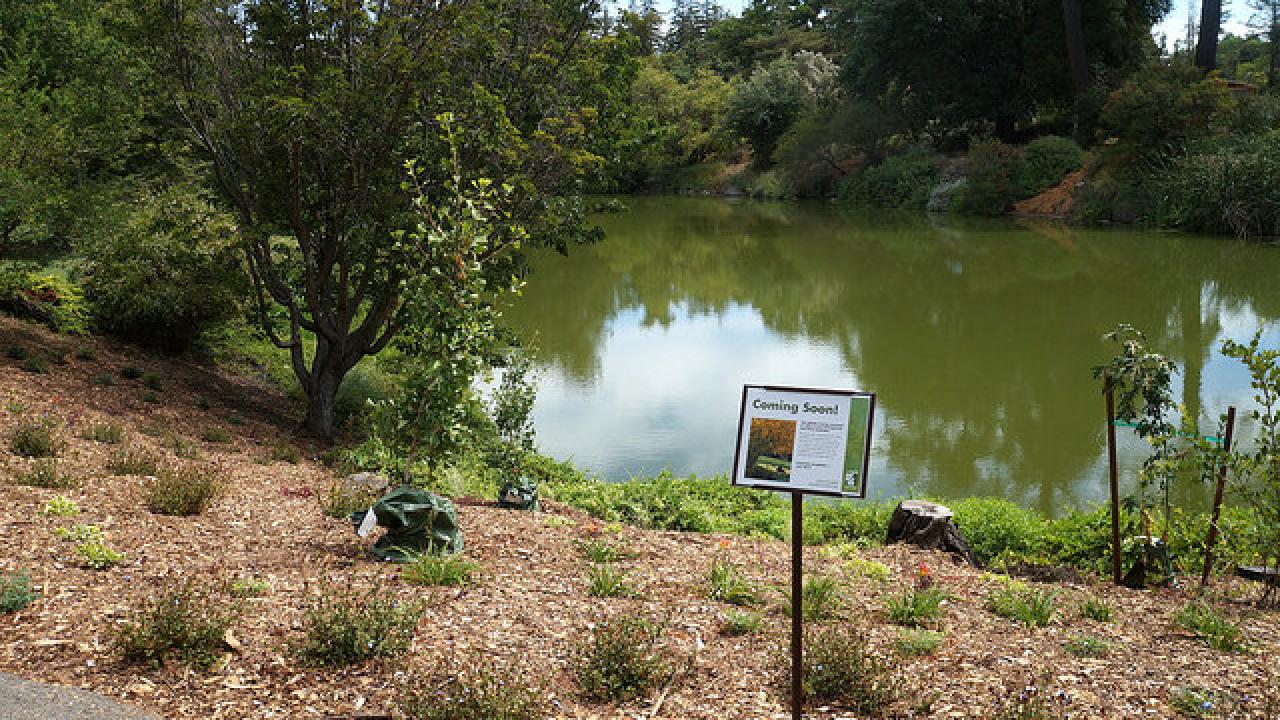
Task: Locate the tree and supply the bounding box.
[1196,0,1224,70]
[1248,0,1280,87]
[132,0,609,438]
[727,52,836,167]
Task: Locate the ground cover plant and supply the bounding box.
[396,659,544,720]
[296,587,424,667]
[885,586,947,627]
[146,463,225,516]
[75,536,124,570]
[401,551,479,587]
[82,421,125,444]
[574,615,669,703]
[106,445,159,475]
[42,494,79,517]
[586,562,633,598]
[707,558,757,605]
[1174,600,1246,652]
[114,582,239,670]
[721,609,764,636]
[8,417,63,458]
[0,572,37,613]
[986,579,1056,627]
[781,574,843,621]
[795,624,899,712]
[1063,634,1112,658]
[14,459,77,489]
[577,538,628,563]
[895,628,943,656]
[1079,596,1114,622]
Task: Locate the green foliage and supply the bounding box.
[1169,686,1220,718]
[92,372,115,387]
[0,269,91,335]
[954,140,1023,216]
[721,609,764,636]
[1100,62,1235,159]
[1063,634,1112,658]
[1175,601,1246,652]
[142,373,164,391]
[106,445,158,475]
[1080,596,1114,622]
[578,539,629,564]
[9,417,63,458]
[1151,131,1280,238]
[201,427,231,444]
[796,624,899,712]
[574,615,669,703]
[838,147,940,209]
[74,345,96,361]
[22,355,47,374]
[146,463,225,516]
[55,524,102,543]
[75,537,124,570]
[269,444,301,464]
[120,365,142,380]
[1222,331,1280,570]
[885,586,947,627]
[227,576,271,598]
[318,481,378,520]
[401,552,479,587]
[42,494,79,517]
[952,497,1047,566]
[986,579,1056,627]
[296,588,424,667]
[990,673,1071,720]
[782,574,843,622]
[727,54,830,167]
[5,345,26,360]
[842,556,892,583]
[895,627,943,656]
[15,459,77,489]
[1,572,37,613]
[1017,136,1084,196]
[114,582,238,670]
[706,559,757,605]
[83,421,124,444]
[586,562,634,598]
[396,660,544,720]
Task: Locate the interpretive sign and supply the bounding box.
[731,385,875,498]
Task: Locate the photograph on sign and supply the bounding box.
[732,385,874,497]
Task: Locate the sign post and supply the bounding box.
[731,384,875,720]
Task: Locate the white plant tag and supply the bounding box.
[356,506,378,538]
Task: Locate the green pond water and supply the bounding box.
[503,196,1280,515]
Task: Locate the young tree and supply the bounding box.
[137,0,607,438]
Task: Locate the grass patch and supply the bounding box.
[721,609,764,636]
[83,421,125,444]
[270,444,300,463]
[402,551,479,587]
[296,587,424,667]
[396,659,544,720]
[14,459,77,489]
[542,515,573,528]
[707,559,757,605]
[781,574,843,622]
[843,556,892,583]
[1063,634,1112,658]
[574,615,668,703]
[1174,601,1246,652]
[227,576,271,598]
[796,624,899,712]
[42,494,79,517]
[114,581,238,670]
[885,586,947,627]
[1,572,37,613]
[22,356,48,374]
[1079,596,1114,622]
[577,538,629,563]
[586,562,633,598]
[9,418,63,458]
[1169,686,1218,718]
[986,579,1056,628]
[895,627,943,657]
[146,463,225,516]
[201,427,231,444]
[55,524,103,543]
[106,445,160,475]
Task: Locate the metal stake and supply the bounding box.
[1200,406,1237,590]
[1106,378,1122,585]
[791,491,803,720]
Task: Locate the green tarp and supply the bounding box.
[358,485,463,562]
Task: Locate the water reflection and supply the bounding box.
[505,197,1280,514]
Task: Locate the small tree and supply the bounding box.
[1221,331,1280,580]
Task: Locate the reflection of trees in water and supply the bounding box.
[505,198,1280,513]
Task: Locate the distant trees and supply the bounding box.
[1248,0,1280,87]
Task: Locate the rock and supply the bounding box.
[885,500,978,566]
[343,472,390,494]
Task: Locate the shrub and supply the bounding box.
[987,580,1056,628]
[92,372,115,387]
[1,572,37,613]
[1063,634,1111,658]
[15,459,77,489]
[142,373,164,391]
[721,609,764,636]
[114,581,238,670]
[164,433,202,460]
[1100,61,1234,158]
[577,539,628,564]
[707,559,757,605]
[885,586,947,627]
[120,365,143,380]
[318,481,378,519]
[402,551,479,587]
[6,345,26,360]
[74,346,96,361]
[9,418,62,458]
[586,562,633,598]
[954,140,1023,216]
[270,444,301,463]
[396,660,544,720]
[1080,596,1114,622]
[55,524,103,543]
[0,269,91,334]
[201,427,231,444]
[21,356,47,374]
[574,615,668,702]
[1150,131,1280,238]
[782,574,843,622]
[796,625,899,712]
[952,497,1047,566]
[83,421,125,444]
[1174,601,1245,652]
[1018,136,1084,196]
[296,587,424,667]
[838,147,940,209]
[227,576,270,598]
[146,463,225,516]
[106,446,160,475]
[895,627,943,656]
[76,537,124,570]
[42,494,79,517]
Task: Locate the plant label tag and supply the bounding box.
[357,507,378,538]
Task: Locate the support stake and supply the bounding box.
[1105,377,1122,585]
[791,491,803,720]
[1200,406,1237,591]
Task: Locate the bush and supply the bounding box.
[1063,634,1111,658]
[319,480,378,519]
[796,625,899,712]
[952,497,1047,566]
[721,609,764,636]
[1,572,37,613]
[1079,596,1113,622]
[114,581,238,670]
[1150,131,1280,238]
[1174,601,1245,652]
[782,574,843,622]
[83,421,125,444]
[895,628,943,656]
[22,356,47,374]
[577,539,629,564]
[146,463,225,516]
[15,459,77,489]
[296,587,424,667]
[954,140,1023,216]
[402,552,479,587]
[1017,136,1083,196]
[0,268,90,334]
[106,445,160,475]
[885,586,947,627]
[9,417,63,458]
[396,660,544,720]
[55,524,103,543]
[838,147,940,209]
[574,615,668,702]
[42,494,79,517]
[76,537,124,570]
[986,579,1056,627]
[586,562,633,598]
[843,556,892,583]
[707,559,757,606]
[1099,61,1234,159]
[83,183,244,350]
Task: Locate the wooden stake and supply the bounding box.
[1106,378,1122,585]
[1200,406,1237,591]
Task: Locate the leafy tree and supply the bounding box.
[1248,0,1280,87]
[135,0,608,437]
[728,52,838,167]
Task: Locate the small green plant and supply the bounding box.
[142,373,164,391]
[270,444,300,463]
[142,391,161,404]
[1,572,37,613]
[796,624,899,712]
[895,627,943,656]
[577,538,628,563]
[844,556,892,583]
[574,615,668,702]
[885,586,947,627]
[396,659,545,720]
[1170,686,1218,718]
[9,417,63,458]
[707,559,757,605]
[55,524,103,543]
[15,459,77,489]
[74,346,96,361]
[543,514,573,528]
[146,463,225,516]
[121,365,143,380]
[22,356,48,374]
[586,562,633,598]
[986,579,1056,628]
[92,372,115,387]
[48,347,68,365]
[402,551,479,587]
[1175,601,1245,652]
[83,421,125,444]
[42,494,80,517]
[164,432,202,459]
[1064,634,1112,658]
[318,481,378,519]
[106,445,159,475]
[990,673,1070,720]
[6,345,28,360]
[201,427,231,444]
[114,581,239,670]
[1079,596,1114,622]
[227,414,245,426]
[194,395,212,410]
[781,574,843,622]
[721,609,764,636]
[76,537,124,570]
[228,576,271,598]
[296,587,424,667]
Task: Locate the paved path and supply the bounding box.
[0,673,162,719]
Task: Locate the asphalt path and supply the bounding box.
[0,673,162,720]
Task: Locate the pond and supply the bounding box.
[503,197,1280,515]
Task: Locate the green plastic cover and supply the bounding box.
[497,476,540,511]
[368,484,463,562]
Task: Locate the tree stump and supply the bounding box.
[885,500,978,566]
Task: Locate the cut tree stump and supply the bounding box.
[885,500,978,566]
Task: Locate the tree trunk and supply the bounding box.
[886,500,978,566]
[1195,0,1222,71]
[1061,0,1089,92]
[303,362,343,439]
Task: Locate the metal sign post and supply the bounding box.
[730,384,875,720]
